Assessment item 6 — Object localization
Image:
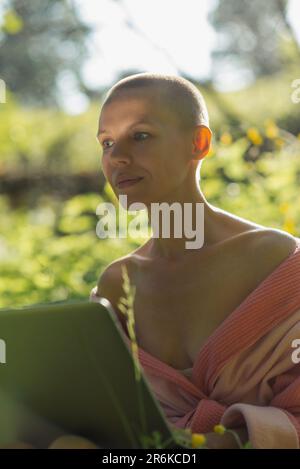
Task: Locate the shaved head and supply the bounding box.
[102,72,209,132]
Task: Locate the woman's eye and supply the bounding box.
[134,131,149,140]
[102,139,113,149]
[101,132,149,150]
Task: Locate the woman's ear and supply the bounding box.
[192,125,212,160]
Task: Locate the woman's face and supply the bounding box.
[96,87,194,208]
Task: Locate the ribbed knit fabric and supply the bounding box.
[90,236,300,448]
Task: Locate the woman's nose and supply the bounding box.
[109,141,132,165]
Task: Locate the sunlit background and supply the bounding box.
[0,0,300,307]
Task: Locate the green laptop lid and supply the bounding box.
[0,300,178,449]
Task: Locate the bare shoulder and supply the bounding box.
[91,252,140,323]
[95,256,131,305]
[252,228,297,256]
[248,228,298,273]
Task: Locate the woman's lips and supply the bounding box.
[117,177,144,188]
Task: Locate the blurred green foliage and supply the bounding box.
[0,192,140,308]
[0,1,91,107]
[0,96,101,174]
[209,0,300,78]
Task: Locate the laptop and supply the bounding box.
[0,299,186,449]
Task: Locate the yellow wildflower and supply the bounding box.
[191,433,206,448]
[220,132,232,145]
[264,119,278,139]
[282,218,296,235]
[247,128,263,146]
[3,10,23,34]
[213,424,226,435]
